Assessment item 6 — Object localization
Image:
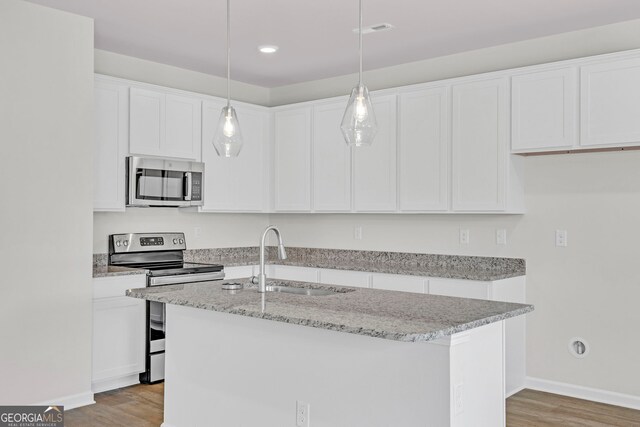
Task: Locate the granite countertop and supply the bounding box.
[93,264,146,278]
[126,278,533,342]
[94,246,526,281]
[220,257,522,281]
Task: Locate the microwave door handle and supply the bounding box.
[184,172,192,201]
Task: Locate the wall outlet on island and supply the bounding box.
[296,400,310,427]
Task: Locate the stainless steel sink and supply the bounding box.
[265,285,339,296]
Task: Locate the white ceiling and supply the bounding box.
[26,0,640,87]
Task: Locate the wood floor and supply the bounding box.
[66,385,640,426]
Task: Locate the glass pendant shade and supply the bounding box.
[340,83,377,146]
[213,105,243,157]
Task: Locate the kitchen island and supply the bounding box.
[127,278,533,427]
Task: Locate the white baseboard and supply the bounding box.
[160,423,175,427]
[525,377,640,410]
[36,391,95,410]
[92,374,141,394]
[506,384,526,398]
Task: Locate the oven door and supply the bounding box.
[127,156,203,207]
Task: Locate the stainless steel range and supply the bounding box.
[109,232,224,383]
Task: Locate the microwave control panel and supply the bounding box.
[191,172,202,201]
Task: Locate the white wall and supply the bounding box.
[93,210,268,253]
[271,150,640,397]
[95,49,271,106]
[270,18,640,105]
[0,0,94,406]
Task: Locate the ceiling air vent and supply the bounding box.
[353,23,394,35]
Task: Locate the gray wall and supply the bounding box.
[0,0,94,405]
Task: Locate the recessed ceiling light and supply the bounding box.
[258,45,279,54]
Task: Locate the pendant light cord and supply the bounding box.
[358,0,363,86]
[226,0,231,108]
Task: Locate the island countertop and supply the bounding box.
[126,278,533,342]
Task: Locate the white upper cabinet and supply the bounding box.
[353,94,398,212]
[94,77,128,212]
[201,100,269,212]
[398,87,449,211]
[164,94,201,159]
[129,87,201,160]
[274,107,312,211]
[313,100,351,212]
[452,77,509,212]
[511,67,577,152]
[580,57,640,147]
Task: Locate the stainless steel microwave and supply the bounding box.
[126,156,204,207]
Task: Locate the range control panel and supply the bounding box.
[110,233,186,253]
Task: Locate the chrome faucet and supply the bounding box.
[257,225,287,292]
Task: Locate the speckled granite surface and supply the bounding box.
[127,278,533,342]
[94,247,525,281]
[184,247,526,281]
[92,254,146,278]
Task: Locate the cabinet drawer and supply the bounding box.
[318,269,370,288]
[428,278,491,300]
[267,265,318,282]
[371,273,426,294]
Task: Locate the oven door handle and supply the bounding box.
[184,172,193,201]
[149,271,225,286]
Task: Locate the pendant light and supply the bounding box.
[340,0,377,147]
[213,0,243,157]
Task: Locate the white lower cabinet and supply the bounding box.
[266,265,319,282]
[92,275,146,393]
[429,276,527,397]
[266,264,526,398]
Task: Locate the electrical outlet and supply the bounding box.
[296,400,310,427]
[354,226,363,240]
[555,230,568,247]
[194,227,202,239]
[496,229,507,245]
[459,229,470,245]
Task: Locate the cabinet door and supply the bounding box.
[94,79,128,211]
[511,68,577,152]
[353,94,397,212]
[371,273,426,294]
[164,94,201,160]
[201,101,267,212]
[398,87,449,211]
[452,78,508,211]
[313,101,351,211]
[129,87,163,156]
[581,57,640,147]
[274,107,312,211]
[234,105,269,211]
[92,296,145,383]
